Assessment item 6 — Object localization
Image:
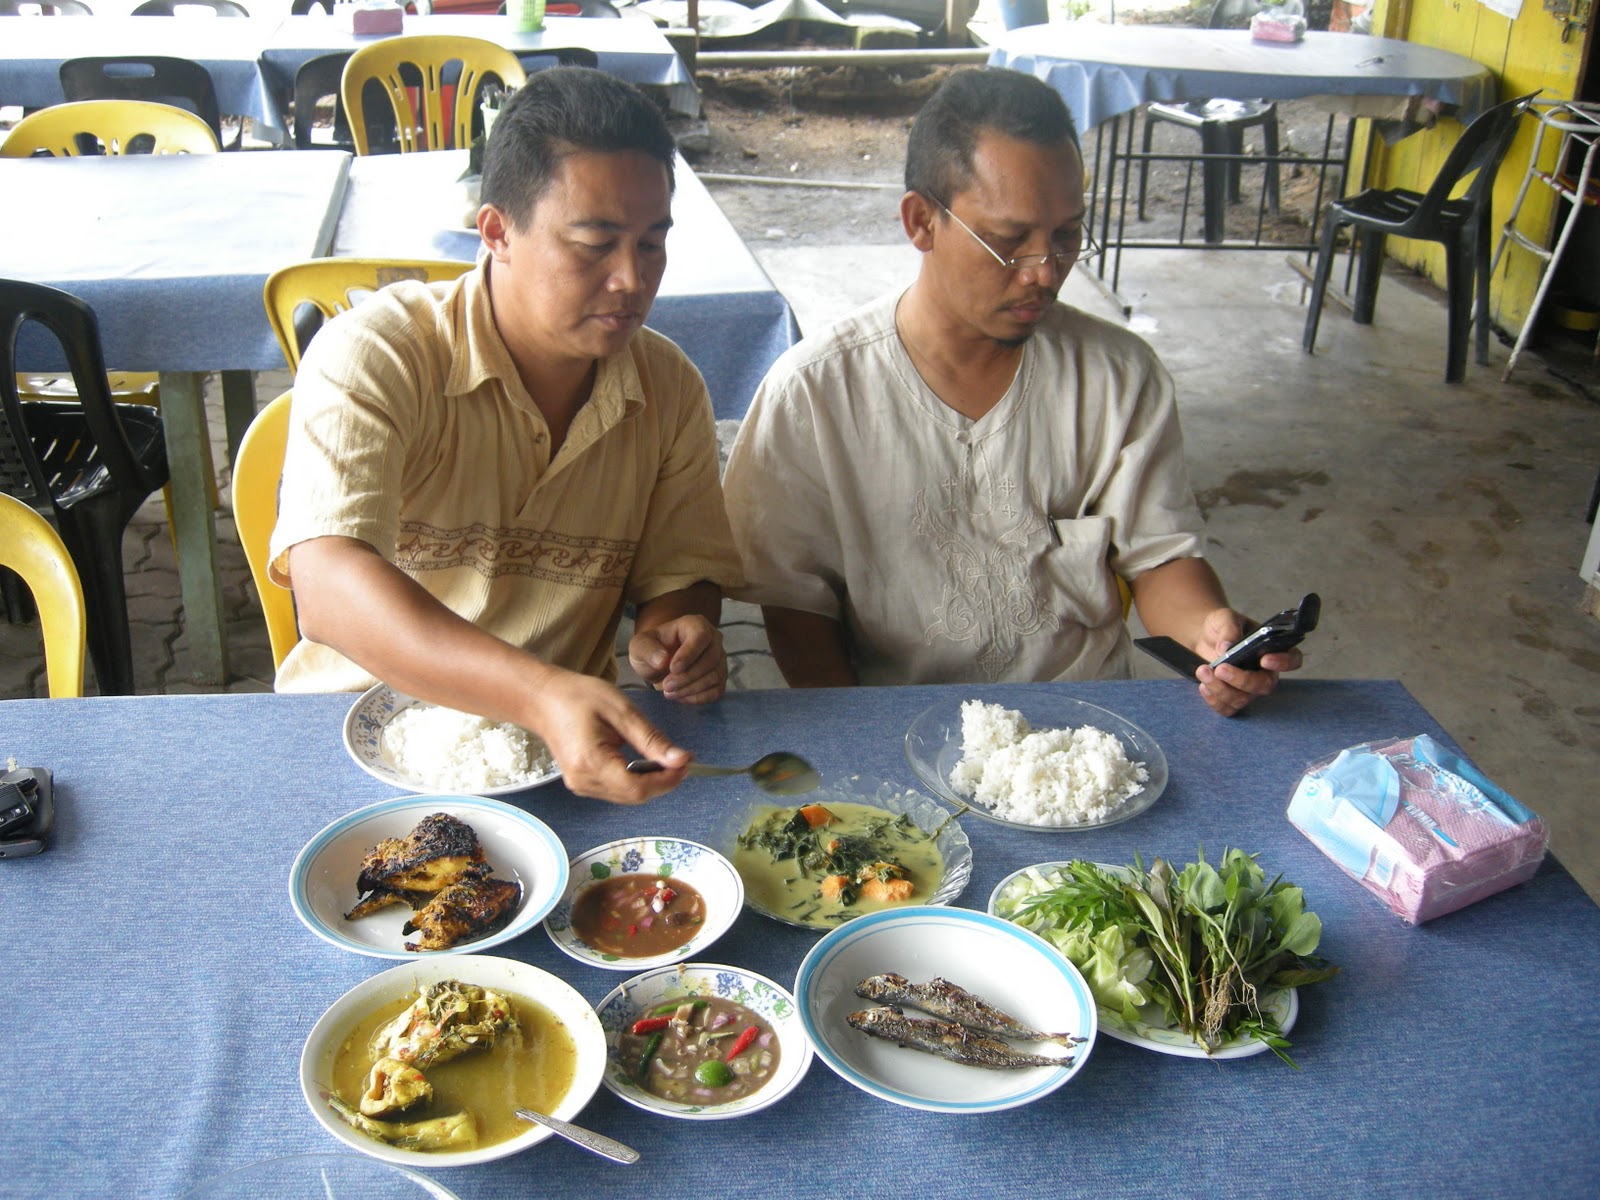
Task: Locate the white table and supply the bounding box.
[0,151,351,685]
[330,150,800,420]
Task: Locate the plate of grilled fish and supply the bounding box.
[794,906,1096,1113]
[290,798,569,958]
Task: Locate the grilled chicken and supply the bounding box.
[349,812,489,908]
[403,876,523,953]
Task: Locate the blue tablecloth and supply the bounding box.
[989,26,1497,131]
[2,679,1596,1198]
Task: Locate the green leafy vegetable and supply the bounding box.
[995,849,1339,1066]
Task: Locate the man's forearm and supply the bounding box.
[761,606,858,688]
[1129,556,1231,650]
[634,580,722,637]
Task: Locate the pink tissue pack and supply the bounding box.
[1251,11,1306,42]
[340,2,403,34]
[1286,735,1546,923]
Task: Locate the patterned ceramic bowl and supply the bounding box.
[543,837,744,970]
[594,963,813,1121]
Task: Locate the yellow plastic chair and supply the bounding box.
[0,98,220,156]
[3,100,220,525]
[232,391,298,669]
[340,35,526,156]
[0,494,87,698]
[264,258,472,372]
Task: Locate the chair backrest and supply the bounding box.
[292,51,355,151]
[263,258,473,371]
[0,0,94,13]
[0,492,86,698]
[130,0,249,14]
[0,279,169,509]
[341,34,528,155]
[290,0,332,11]
[1412,92,1541,220]
[0,99,220,157]
[233,391,298,669]
[59,56,223,145]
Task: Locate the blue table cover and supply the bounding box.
[2,679,1597,1198]
[989,26,1498,131]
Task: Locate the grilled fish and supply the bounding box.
[847,1006,1073,1070]
[854,973,1084,1046]
[403,876,522,952]
[353,811,489,896]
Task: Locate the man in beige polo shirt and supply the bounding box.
[269,70,743,804]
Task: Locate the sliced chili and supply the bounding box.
[723,1024,760,1061]
[629,1016,672,1035]
[635,1031,664,1081]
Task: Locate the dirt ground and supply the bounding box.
[681,60,1343,250]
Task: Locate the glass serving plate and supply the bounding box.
[904,689,1168,832]
[708,777,973,931]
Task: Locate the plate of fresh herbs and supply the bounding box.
[988,850,1339,1065]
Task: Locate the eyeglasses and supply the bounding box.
[930,196,1101,270]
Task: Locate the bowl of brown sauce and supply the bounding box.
[595,963,813,1120]
[543,837,745,970]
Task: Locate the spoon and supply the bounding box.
[626,751,821,795]
[515,1109,639,1165]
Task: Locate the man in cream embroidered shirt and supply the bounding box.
[270,261,743,694]
[722,68,1300,716]
[722,292,1201,685]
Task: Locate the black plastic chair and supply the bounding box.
[0,0,94,12]
[289,0,331,10]
[0,280,170,696]
[1302,93,1538,384]
[130,0,249,13]
[59,56,224,147]
[1137,0,1279,244]
[292,52,357,151]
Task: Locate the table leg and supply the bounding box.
[221,369,257,466]
[158,370,229,686]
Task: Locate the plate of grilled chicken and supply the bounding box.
[290,798,569,958]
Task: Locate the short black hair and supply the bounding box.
[905,68,1079,202]
[481,67,676,228]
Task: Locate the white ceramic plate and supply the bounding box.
[289,795,568,958]
[904,688,1168,831]
[343,684,562,796]
[543,837,745,971]
[988,861,1298,1060]
[300,955,607,1168]
[594,963,813,1121]
[795,906,1096,1113]
[708,778,973,930]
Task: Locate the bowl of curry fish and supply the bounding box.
[300,955,607,1168]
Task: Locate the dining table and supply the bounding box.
[0,150,352,688]
[988,25,1498,297]
[328,148,802,421]
[2,678,1596,1198]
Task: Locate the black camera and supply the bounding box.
[0,767,54,858]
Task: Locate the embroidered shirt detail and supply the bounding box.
[396,521,635,589]
[912,472,1059,681]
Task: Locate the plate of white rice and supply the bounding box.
[903,691,1167,831]
[343,684,562,796]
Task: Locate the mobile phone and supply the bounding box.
[1209,593,1320,671]
[1134,594,1320,677]
[0,768,53,859]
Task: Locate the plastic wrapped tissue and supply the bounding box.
[1287,735,1547,923]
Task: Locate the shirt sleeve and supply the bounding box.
[266,302,420,587]
[623,344,746,606]
[721,362,847,619]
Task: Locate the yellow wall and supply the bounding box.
[1366,0,1586,331]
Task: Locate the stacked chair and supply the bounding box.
[0,492,86,698]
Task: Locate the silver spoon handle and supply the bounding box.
[515,1109,639,1165]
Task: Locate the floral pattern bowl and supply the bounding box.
[542,837,744,971]
[594,963,813,1121]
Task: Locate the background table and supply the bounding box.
[0,16,291,142]
[329,150,801,420]
[2,679,1596,1198]
[258,13,700,118]
[0,151,351,685]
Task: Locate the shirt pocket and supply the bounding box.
[1042,514,1123,630]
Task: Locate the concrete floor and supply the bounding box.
[3,236,1596,903]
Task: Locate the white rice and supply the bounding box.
[949,700,1148,826]
[380,703,555,791]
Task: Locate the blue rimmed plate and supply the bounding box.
[289,795,568,958]
[795,905,1096,1113]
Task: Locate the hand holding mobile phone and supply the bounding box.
[0,767,53,858]
[1135,594,1319,678]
